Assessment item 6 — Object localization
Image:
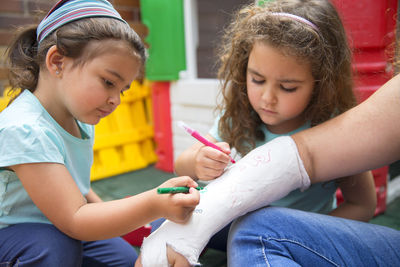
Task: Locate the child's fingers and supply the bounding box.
[216,141,231,154]
[196,167,224,181]
[173,187,200,207]
[134,255,143,267]
[167,245,191,267]
[202,146,230,163]
[202,156,228,171]
[164,176,198,188]
[184,177,199,188]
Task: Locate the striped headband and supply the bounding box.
[37,0,127,44]
[271,12,319,32]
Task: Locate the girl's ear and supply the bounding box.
[45,45,65,77]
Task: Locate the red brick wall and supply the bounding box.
[0,0,146,93]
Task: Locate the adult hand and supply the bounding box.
[135,246,190,267]
[167,245,191,267]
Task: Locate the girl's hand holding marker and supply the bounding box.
[178,121,236,164]
[157,186,204,194]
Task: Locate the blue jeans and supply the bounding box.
[228,207,400,266]
[0,223,137,267]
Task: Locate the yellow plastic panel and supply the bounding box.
[91,81,157,181]
[0,88,20,111]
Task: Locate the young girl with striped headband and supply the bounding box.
[138,0,377,266]
[0,0,200,266]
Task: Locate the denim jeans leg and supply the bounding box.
[82,237,137,267]
[228,207,400,267]
[0,223,82,267]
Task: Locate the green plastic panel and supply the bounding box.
[140,0,186,81]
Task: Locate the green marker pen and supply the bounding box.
[157,186,203,194]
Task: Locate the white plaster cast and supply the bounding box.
[140,136,310,266]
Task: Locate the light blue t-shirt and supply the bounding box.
[0,90,94,229]
[209,117,337,214]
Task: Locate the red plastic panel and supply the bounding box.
[151,82,174,172]
[332,0,397,49]
[333,0,397,89]
[373,166,389,215]
[122,225,152,246]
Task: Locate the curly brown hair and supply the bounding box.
[216,0,356,156]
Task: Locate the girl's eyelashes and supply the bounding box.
[103,78,115,88]
[280,85,297,92]
[103,77,126,96]
[249,73,298,92]
[251,77,265,85]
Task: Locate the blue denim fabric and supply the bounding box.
[0,223,137,267]
[228,207,400,267]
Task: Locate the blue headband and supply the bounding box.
[36,0,127,44]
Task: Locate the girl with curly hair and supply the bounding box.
[174,0,376,250]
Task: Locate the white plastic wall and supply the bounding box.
[170,79,221,161]
[170,0,220,162]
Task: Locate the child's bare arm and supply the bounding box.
[174,141,204,178]
[330,171,376,221]
[11,162,200,241]
[174,134,231,180]
[85,188,103,203]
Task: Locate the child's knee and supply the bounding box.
[22,231,82,266]
[116,240,138,266]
